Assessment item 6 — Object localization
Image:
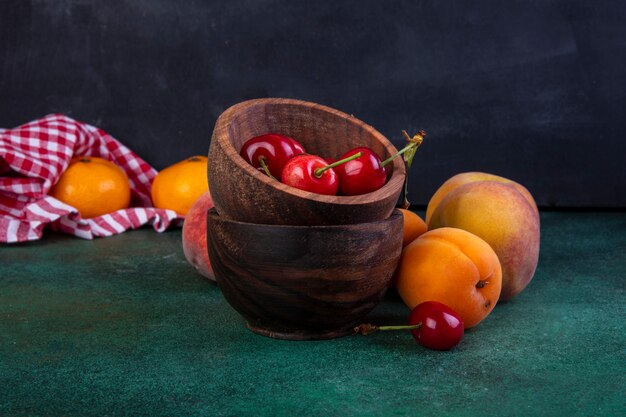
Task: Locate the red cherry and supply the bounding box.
[333,131,427,197]
[289,139,306,154]
[281,154,339,195]
[409,301,464,350]
[334,147,387,195]
[240,133,305,179]
[353,300,464,351]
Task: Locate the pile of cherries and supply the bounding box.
[240,133,405,196]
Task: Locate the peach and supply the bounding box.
[396,227,502,328]
[182,190,215,282]
[425,172,538,224]
[427,174,540,301]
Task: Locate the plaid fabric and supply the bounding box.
[0,114,182,243]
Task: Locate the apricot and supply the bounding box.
[427,174,540,301]
[399,209,427,248]
[396,227,502,328]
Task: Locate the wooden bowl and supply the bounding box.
[207,208,404,340]
[208,98,406,225]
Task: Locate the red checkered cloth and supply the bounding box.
[0,114,183,243]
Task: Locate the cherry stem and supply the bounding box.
[259,156,276,180]
[395,130,426,208]
[381,140,423,167]
[400,176,410,209]
[381,130,426,168]
[314,151,363,178]
[379,324,422,331]
[353,322,422,336]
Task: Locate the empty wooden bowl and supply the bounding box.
[207,208,404,340]
[208,98,406,225]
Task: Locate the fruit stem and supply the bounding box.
[380,130,425,168]
[400,175,410,209]
[259,156,276,180]
[379,324,422,331]
[354,322,421,335]
[314,151,363,178]
[380,143,416,168]
[396,130,427,209]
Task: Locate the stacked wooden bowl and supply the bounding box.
[207,98,406,340]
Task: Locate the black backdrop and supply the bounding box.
[1,0,625,208]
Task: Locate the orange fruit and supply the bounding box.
[399,209,427,247]
[151,156,209,216]
[395,227,502,328]
[49,156,131,218]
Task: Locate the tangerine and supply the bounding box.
[151,156,209,216]
[395,227,502,328]
[49,156,131,219]
[399,209,427,248]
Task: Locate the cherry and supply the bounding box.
[334,130,426,196]
[280,154,339,195]
[289,138,306,154]
[281,152,365,196]
[240,133,305,179]
[354,301,464,351]
[334,147,387,196]
[408,301,464,350]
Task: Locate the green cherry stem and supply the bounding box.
[259,156,276,180]
[354,322,422,335]
[396,130,427,209]
[380,143,417,168]
[380,130,426,168]
[314,151,363,178]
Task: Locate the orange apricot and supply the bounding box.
[395,227,502,328]
[399,209,427,248]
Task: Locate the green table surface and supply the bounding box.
[1,211,625,416]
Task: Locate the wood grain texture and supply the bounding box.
[207,98,406,226]
[207,208,404,340]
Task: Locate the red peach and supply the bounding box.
[182,190,215,282]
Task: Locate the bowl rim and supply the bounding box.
[212,97,406,206]
[207,206,403,230]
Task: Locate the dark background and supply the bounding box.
[1,0,625,208]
